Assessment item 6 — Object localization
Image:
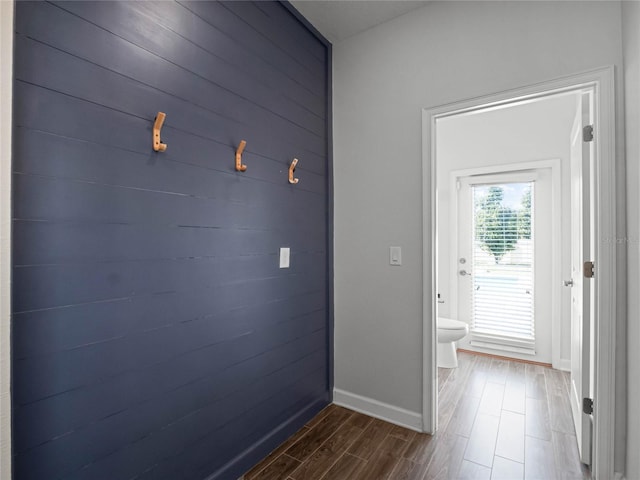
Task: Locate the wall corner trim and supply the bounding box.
[0,2,13,480]
[333,388,423,432]
[280,1,332,47]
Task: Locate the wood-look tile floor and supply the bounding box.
[241,352,591,480]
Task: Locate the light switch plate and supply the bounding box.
[279,247,290,268]
[389,246,402,266]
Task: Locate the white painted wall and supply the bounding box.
[436,95,577,366]
[0,2,13,479]
[622,2,640,478]
[333,0,626,471]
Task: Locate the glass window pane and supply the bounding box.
[471,182,534,341]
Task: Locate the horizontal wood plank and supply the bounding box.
[14,306,327,403]
[15,335,327,453]
[16,361,327,479]
[14,32,326,154]
[13,127,327,196]
[13,172,326,231]
[12,1,329,479]
[13,287,325,360]
[220,1,325,74]
[180,1,325,96]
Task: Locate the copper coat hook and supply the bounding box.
[152,112,167,152]
[288,158,299,184]
[235,140,247,172]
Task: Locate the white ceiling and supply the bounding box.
[290,1,431,43]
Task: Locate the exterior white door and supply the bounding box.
[568,91,593,466]
[456,169,553,363]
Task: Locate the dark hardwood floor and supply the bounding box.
[241,351,591,479]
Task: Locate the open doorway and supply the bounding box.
[422,68,617,479]
[438,94,571,366]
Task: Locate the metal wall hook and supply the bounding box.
[152,112,167,152]
[288,158,299,184]
[235,140,247,172]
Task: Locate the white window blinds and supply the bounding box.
[470,182,535,353]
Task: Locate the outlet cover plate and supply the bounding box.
[279,247,290,268]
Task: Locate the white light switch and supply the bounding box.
[389,246,402,266]
[279,247,290,268]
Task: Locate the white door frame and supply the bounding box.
[448,160,562,366]
[0,1,13,479]
[422,66,616,479]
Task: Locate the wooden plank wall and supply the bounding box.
[11,2,330,479]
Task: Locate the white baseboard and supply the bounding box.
[333,388,423,432]
[556,358,571,372]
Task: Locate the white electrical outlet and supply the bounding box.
[279,247,290,268]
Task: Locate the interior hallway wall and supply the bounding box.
[332,0,626,472]
[11,2,331,479]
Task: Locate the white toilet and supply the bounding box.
[437,317,469,368]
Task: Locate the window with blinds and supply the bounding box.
[470,182,535,354]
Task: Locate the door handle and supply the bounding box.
[459,269,470,276]
[564,279,574,287]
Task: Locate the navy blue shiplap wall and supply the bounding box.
[11,2,330,479]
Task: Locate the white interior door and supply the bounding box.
[568,91,593,466]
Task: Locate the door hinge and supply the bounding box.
[583,261,595,278]
[583,124,594,142]
[583,397,594,415]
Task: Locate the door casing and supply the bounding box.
[422,66,617,479]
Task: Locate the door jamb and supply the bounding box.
[421,66,616,479]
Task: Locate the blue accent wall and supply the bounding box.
[11,2,331,479]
